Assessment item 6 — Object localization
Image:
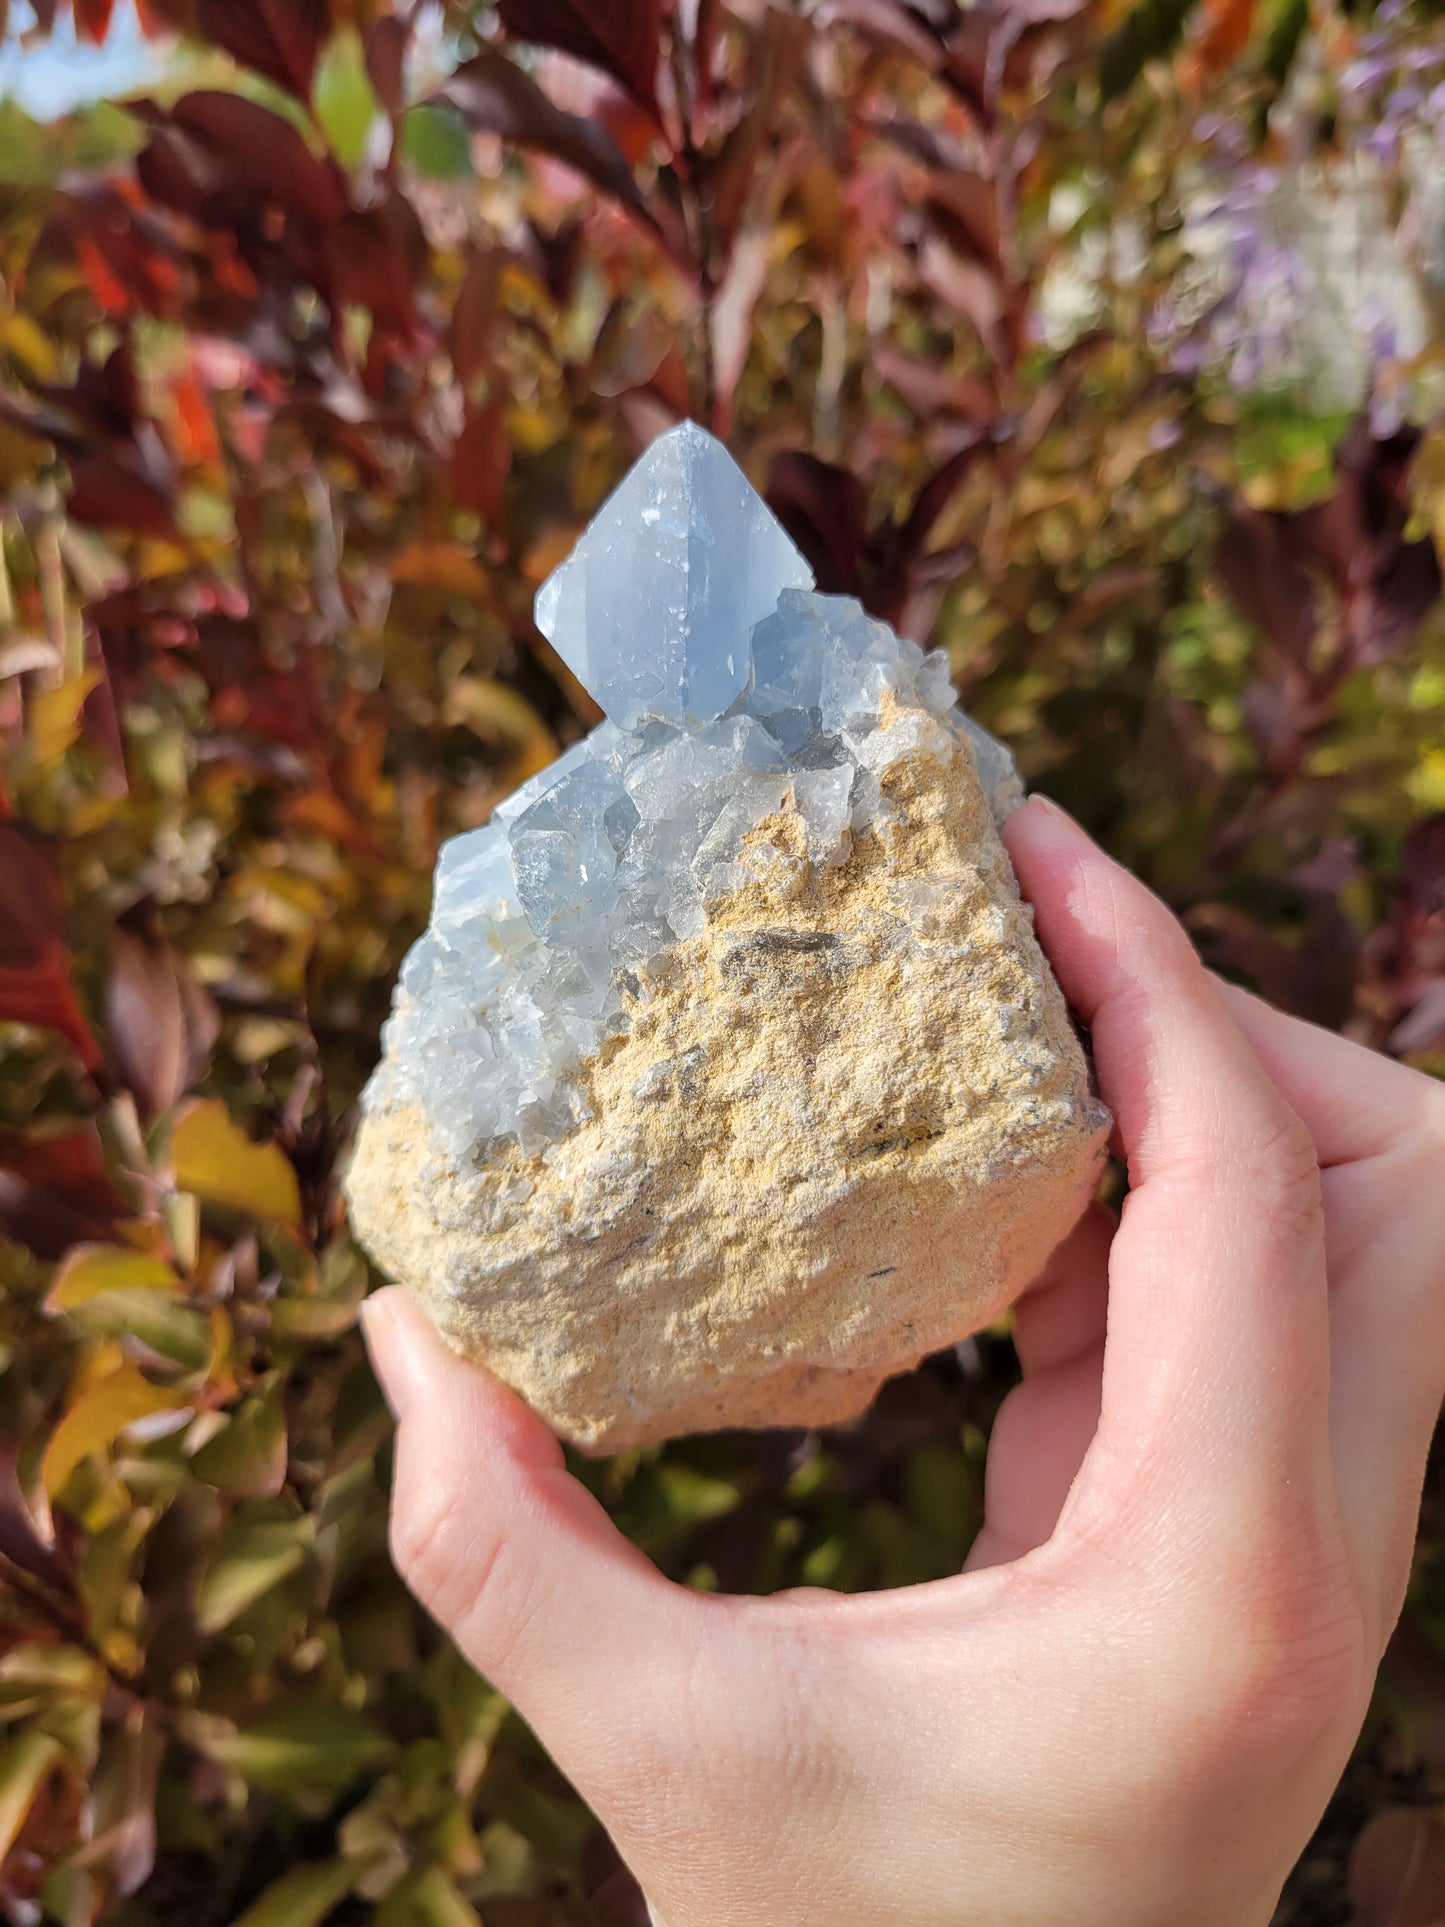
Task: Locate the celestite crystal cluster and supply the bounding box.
[347,423,1106,1452]
[375,423,1023,1163]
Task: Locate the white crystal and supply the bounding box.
[366,425,1025,1163]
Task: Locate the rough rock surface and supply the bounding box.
[347,706,1109,1453]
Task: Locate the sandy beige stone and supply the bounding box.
[346,726,1110,1453]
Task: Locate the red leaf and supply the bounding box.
[1215,506,1319,667]
[59,187,186,319]
[453,400,511,523]
[436,53,664,242]
[692,0,724,109]
[0,1127,124,1260]
[106,923,220,1120]
[712,11,810,247]
[134,0,183,35]
[452,245,503,390]
[926,171,1002,272]
[1401,814,1445,917]
[873,344,999,423]
[327,192,428,338]
[168,91,349,227]
[822,0,943,66]
[708,227,769,428]
[194,0,330,101]
[898,435,991,556]
[67,453,177,537]
[0,825,102,1071]
[38,339,141,442]
[496,0,664,109]
[365,13,411,118]
[767,452,869,599]
[74,0,116,44]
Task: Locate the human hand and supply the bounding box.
[361,797,1445,1927]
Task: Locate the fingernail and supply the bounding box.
[360,1290,417,1420]
[1025,792,1075,825]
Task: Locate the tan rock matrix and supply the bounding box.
[346,717,1109,1453]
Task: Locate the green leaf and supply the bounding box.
[61,1289,212,1373]
[268,1296,359,1340]
[203,1700,392,1794]
[190,1387,288,1497]
[0,1728,64,1867]
[196,1517,310,1633]
[409,1867,482,1927]
[653,1463,742,1526]
[229,1856,358,1927]
[314,26,380,169]
[370,1868,482,1927]
[401,103,473,181]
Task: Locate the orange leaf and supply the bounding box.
[170,372,222,468]
[390,541,492,600]
[1187,0,1258,84]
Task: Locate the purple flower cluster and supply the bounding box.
[1155,2,1445,410]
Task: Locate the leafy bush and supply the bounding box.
[0,3,1442,1923]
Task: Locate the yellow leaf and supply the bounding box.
[1411,749,1445,812]
[2,313,60,381]
[47,1245,181,1312]
[0,1729,65,1869]
[29,669,101,767]
[42,1364,187,1499]
[172,1101,302,1230]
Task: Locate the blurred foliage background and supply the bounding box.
[0,0,1444,1921]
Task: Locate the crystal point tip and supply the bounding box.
[535,422,815,731]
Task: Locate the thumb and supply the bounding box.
[360,1288,703,1765]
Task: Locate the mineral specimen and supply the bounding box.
[345,423,1109,1453]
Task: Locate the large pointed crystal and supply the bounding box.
[535,420,815,729]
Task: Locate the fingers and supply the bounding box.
[361,1289,704,1767]
[1218,983,1445,1635]
[1213,980,1443,1170]
[965,1348,1104,1573]
[1002,799,1334,1527]
[1012,1201,1115,1376]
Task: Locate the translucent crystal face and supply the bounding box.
[535,421,816,731]
[367,425,1024,1162]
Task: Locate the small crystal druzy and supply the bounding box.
[346,425,1108,1452]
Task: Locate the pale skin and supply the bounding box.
[361,796,1445,1926]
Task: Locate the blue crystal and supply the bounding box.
[535,421,815,730]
